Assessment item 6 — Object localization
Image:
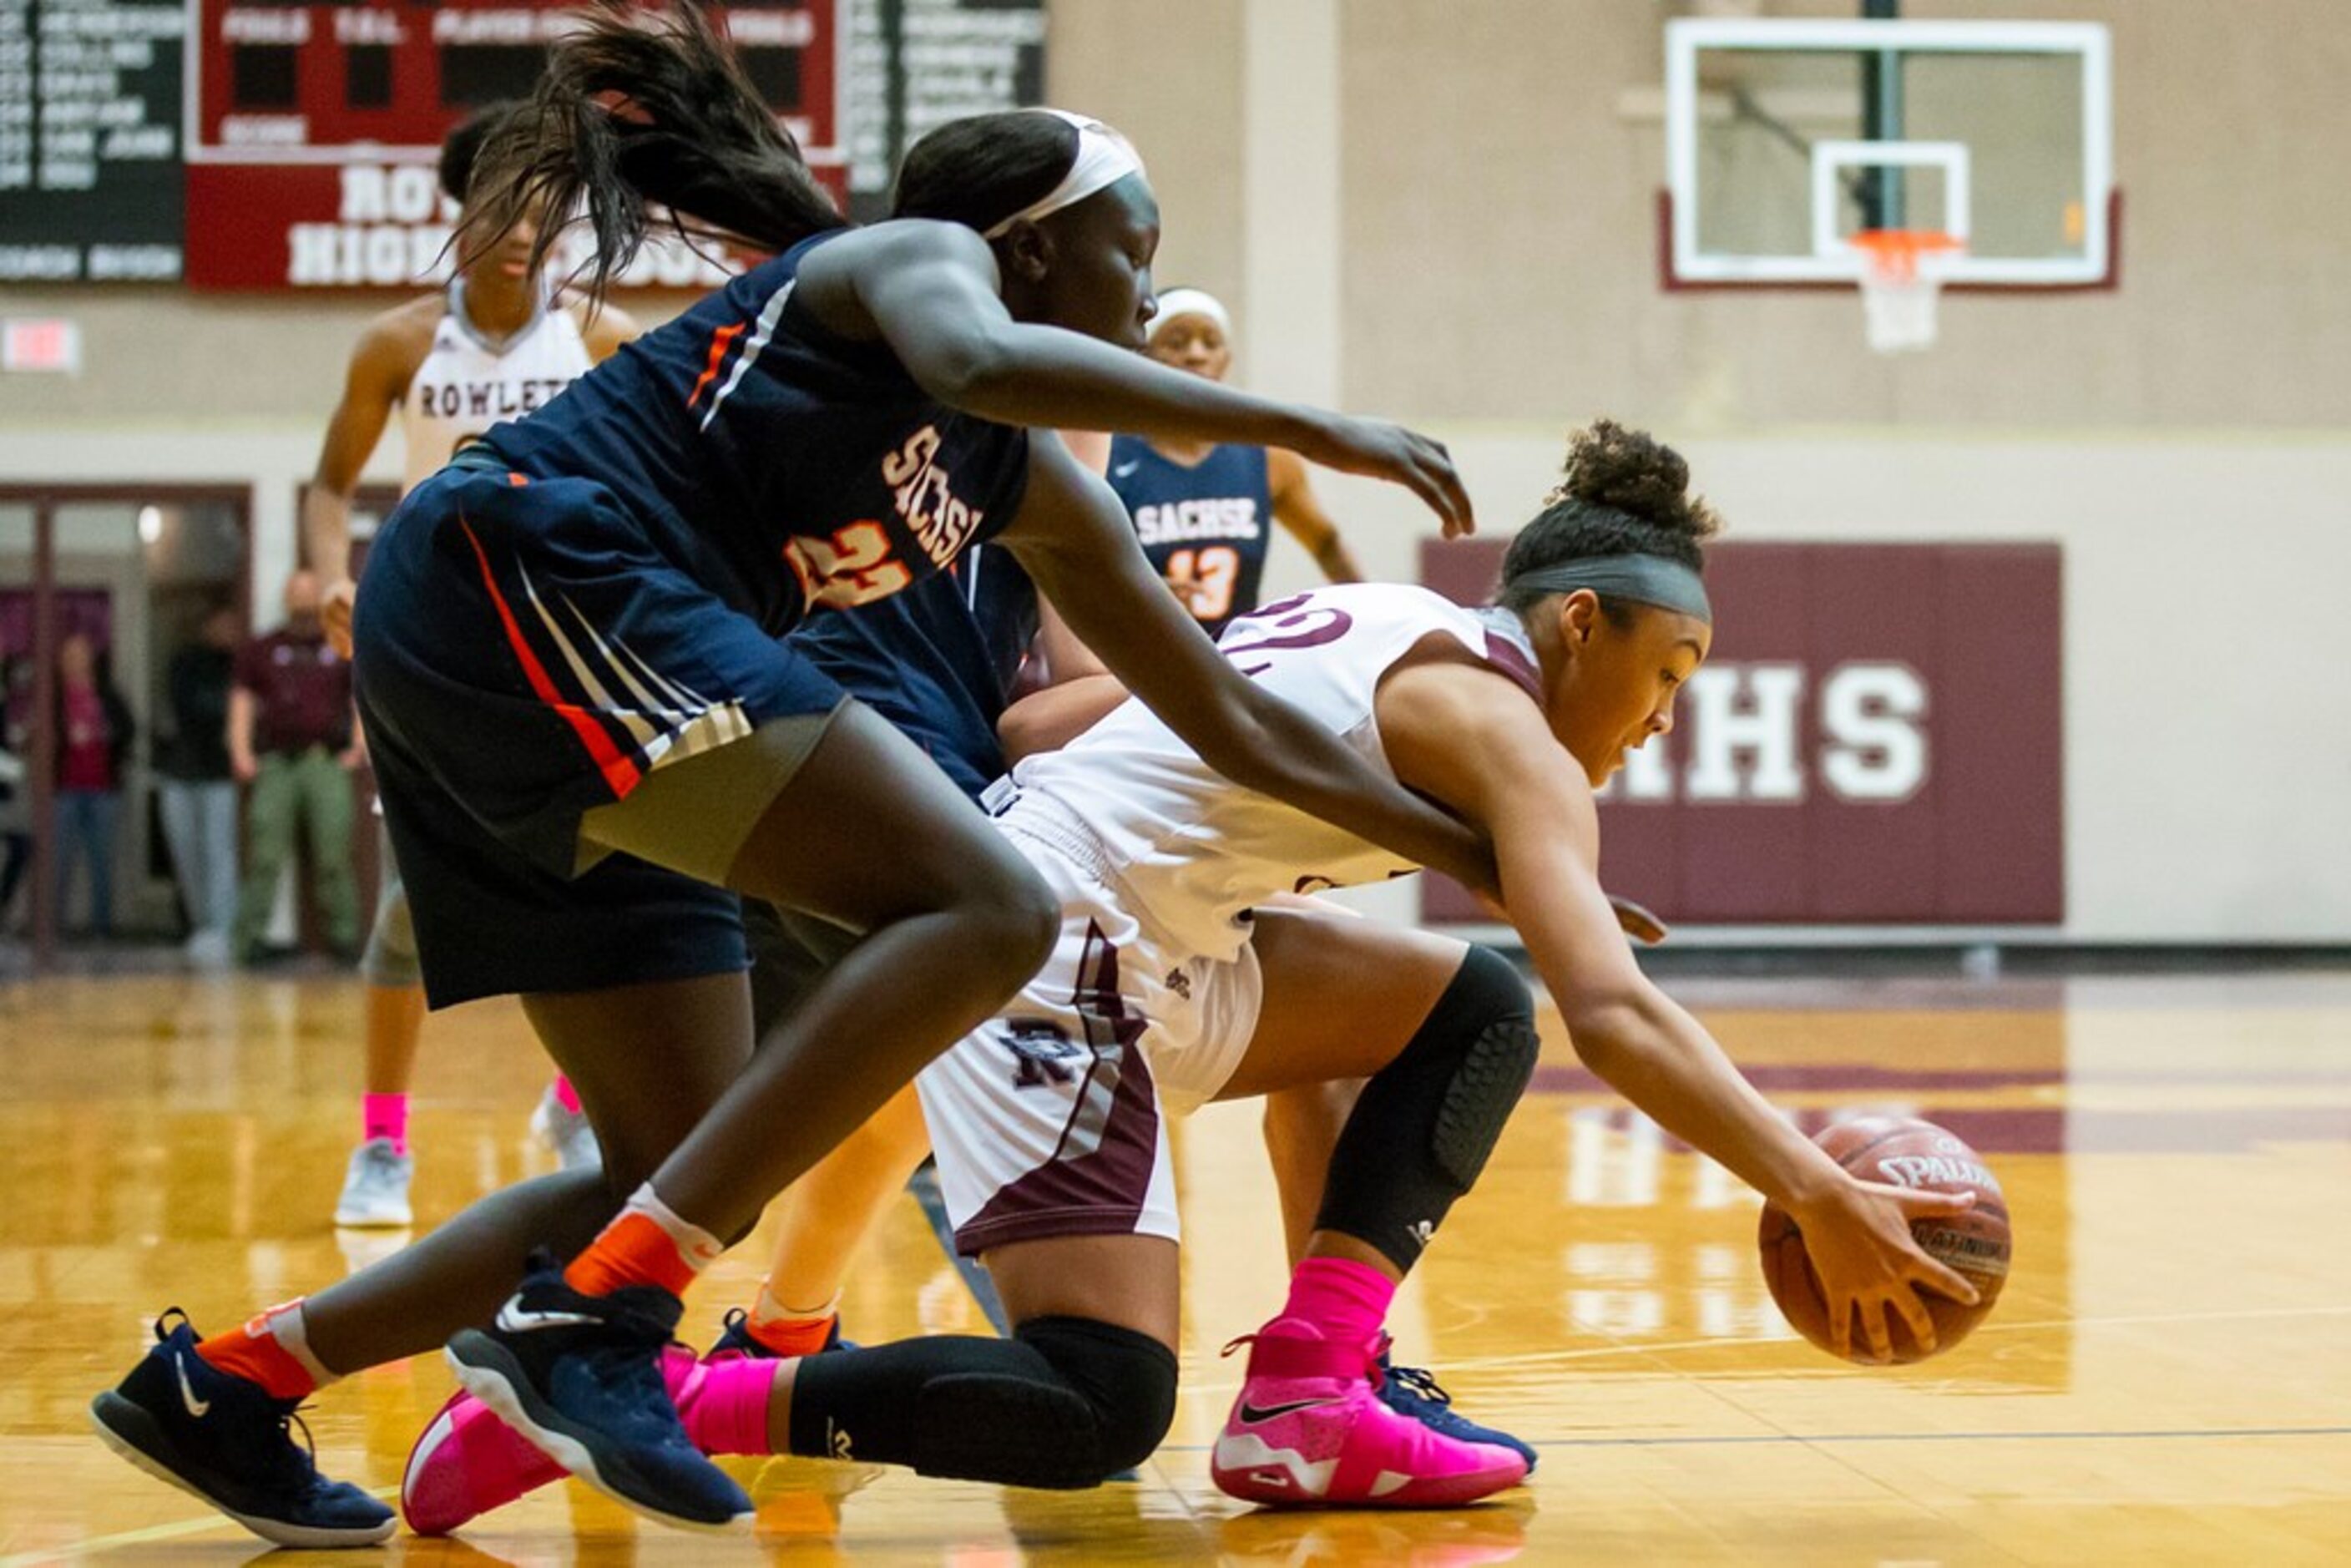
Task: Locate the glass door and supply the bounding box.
[0,488,250,967]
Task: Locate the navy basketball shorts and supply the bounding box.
[354,461,845,1007]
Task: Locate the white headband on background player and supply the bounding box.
[981,109,1147,238]
[1146,287,1232,343]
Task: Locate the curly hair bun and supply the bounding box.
[1545,419,1722,540]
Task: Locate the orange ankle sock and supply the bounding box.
[746,1310,837,1358]
[564,1185,723,1299]
[195,1303,323,1400]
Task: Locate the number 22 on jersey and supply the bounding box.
[785,521,915,611]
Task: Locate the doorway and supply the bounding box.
[0,487,250,969]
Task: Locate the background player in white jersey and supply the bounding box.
[304,104,640,1227]
[402,422,1976,1518]
[1109,288,1364,635]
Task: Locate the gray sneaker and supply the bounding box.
[332,1137,414,1228]
[529,1085,602,1172]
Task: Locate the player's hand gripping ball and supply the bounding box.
[1758,1116,2011,1364]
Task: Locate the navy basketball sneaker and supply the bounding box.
[1376,1356,1539,1473]
[88,1310,394,1546]
[444,1256,751,1531]
[706,1306,853,1360]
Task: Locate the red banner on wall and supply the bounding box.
[1420,539,2065,925]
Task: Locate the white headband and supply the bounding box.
[981,109,1146,239]
[1147,287,1231,341]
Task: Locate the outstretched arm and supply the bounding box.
[999,433,1496,896]
[1374,653,1979,1361]
[799,222,1473,537]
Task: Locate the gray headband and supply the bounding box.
[1505,554,1711,624]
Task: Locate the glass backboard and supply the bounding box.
[1662,18,2115,288]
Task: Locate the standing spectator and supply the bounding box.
[0,656,28,932]
[159,601,243,967]
[229,571,361,964]
[53,631,136,938]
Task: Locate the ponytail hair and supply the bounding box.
[463,0,847,298]
[1499,420,1724,617]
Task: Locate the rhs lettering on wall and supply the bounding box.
[1420,539,2064,924]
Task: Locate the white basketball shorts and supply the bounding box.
[915,822,1263,1257]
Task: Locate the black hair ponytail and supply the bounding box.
[463,0,847,297]
[1499,420,1724,615]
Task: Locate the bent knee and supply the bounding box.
[966,860,1059,979]
[1016,1315,1180,1478]
[1454,941,1536,1024]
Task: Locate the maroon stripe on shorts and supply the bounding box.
[954,922,1162,1257]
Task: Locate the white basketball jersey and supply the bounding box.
[400,280,593,492]
[999,583,1545,963]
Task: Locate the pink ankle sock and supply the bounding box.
[552,1075,583,1115]
[675,1354,776,1456]
[1278,1256,1396,1346]
[362,1093,409,1156]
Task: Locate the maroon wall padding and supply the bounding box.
[1418,539,2064,926]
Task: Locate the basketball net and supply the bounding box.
[1850,230,1967,354]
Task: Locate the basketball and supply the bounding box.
[1757,1117,2012,1364]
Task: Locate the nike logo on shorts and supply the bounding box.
[1113,461,1141,478]
[494,1301,597,1334]
[175,1353,210,1418]
[1237,1396,1340,1424]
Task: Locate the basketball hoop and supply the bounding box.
[1850,230,1967,354]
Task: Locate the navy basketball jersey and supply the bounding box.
[1106,433,1273,640]
[481,232,1032,636]
[790,542,1039,800]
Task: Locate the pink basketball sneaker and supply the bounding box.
[1211,1319,1526,1508]
[402,1344,700,1535]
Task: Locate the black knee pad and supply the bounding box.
[1017,1316,1179,1475]
[1429,944,1540,1189]
[910,1362,1107,1488]
[1314,943,1539,1270]
[793,1319,1176,1489]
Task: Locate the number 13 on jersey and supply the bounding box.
[786,521,915,611]
[1164,546,1240,623]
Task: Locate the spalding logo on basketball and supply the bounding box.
[1757,1115,2012,1364]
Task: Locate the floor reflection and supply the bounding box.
[1,969,2346,1563]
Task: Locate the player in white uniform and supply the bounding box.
[305,104,639,1227]
[399,422,1979,1520]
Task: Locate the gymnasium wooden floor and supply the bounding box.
[2,964,2346,1565]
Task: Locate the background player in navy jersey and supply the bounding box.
[306,104,638,1232]
[91,0,1496,1543]
[1110,287,1365,638]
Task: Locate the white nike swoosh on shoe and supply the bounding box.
[494,1302,599,1333]
[175,1353,210,1418]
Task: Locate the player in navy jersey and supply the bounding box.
[1110,288,1365,638]
[90,1,1497,1543]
